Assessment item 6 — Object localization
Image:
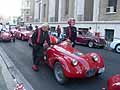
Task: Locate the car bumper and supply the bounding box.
[94,42,106,47]
[21,36,29,40]
[64,65,105,78]
[2,38,11,41]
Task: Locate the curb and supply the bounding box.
[0,46,35,90]
[0,52,16,90]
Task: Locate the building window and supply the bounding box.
[43,4,46,18]
[26,0,30,7]
[106,0,117,12]
[65,0,69,15]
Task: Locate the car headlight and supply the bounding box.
[92,55,99,62]
[72,59,78,66]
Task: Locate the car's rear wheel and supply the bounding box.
[115,44,120,53]
[54,62,67,84]
[88,41,94,48]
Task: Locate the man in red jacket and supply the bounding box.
[66,18,77,47]
[31,23,50,71]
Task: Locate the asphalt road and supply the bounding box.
[0,40,120,90]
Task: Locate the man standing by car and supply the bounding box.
[31,23,50,71]
[56,25,61,38]
[66,18,77,47]
[28,24,33,31]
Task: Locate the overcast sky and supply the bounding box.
[0,0,21,17]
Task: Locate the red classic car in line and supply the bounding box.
[0,31,12,42]
[15,27,32,40]
[43,38,105,84]
[75,30,106,48]
[107,74,120,90]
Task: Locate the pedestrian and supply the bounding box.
[31,23,51,71]
[10,30,16,42]
[86,27,95,36]
[56,25,61,38]
[28,24,33,31]
[66,18,77,47]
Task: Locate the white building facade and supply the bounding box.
[34,0,99,22]
[32,0,120,41]
[21,0,35,22]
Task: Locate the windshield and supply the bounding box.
[85,31,94,37]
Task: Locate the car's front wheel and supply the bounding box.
[115,44,120,53]
[88,41,94,48]
[54,62,67,84]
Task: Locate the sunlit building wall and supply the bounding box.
[21,0,35,22]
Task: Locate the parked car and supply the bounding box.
[0,31,12,42]
[15,27,32,40]
[107,74,120,90]
[15,27,26,39]
[20,30,33,41]
[43,38,105,84]
[75,30,106,48]
[110,40,120,53]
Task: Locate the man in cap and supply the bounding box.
[66,18,77,47]
[32,23,50,71]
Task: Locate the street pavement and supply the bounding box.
[0,40,120,90]
[0,48,16,90]
[0,64,9,90]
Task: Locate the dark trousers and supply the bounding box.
[70,38,76,47]
[71,41,75,47]
[57,33,60,37]
[32,46,44,65]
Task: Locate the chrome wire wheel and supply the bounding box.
[88,41,94,48]
[54,62,67,84]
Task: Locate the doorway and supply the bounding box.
[105,29,114,42]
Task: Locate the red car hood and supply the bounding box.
[91,36,106,42]
[108,74,120,90]
[21,31,31,34]
[52,41,104,70]
[1,32,11,37]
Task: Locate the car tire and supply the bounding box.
[115,44,120,53]
[54,62,67,85]
[88,41,94,48]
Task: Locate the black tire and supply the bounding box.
[54,62,67,85]
[115,44,120,53]
[88,41,94,48]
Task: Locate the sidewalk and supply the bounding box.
[0,55,16,90]
[0,46,35,90]
[0,64,9,90]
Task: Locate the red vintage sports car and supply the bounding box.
[107,74,120,90]
[75,30,106,48]
[0,31,12,42]
[43,37,105,84]
[15,27,32,40]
